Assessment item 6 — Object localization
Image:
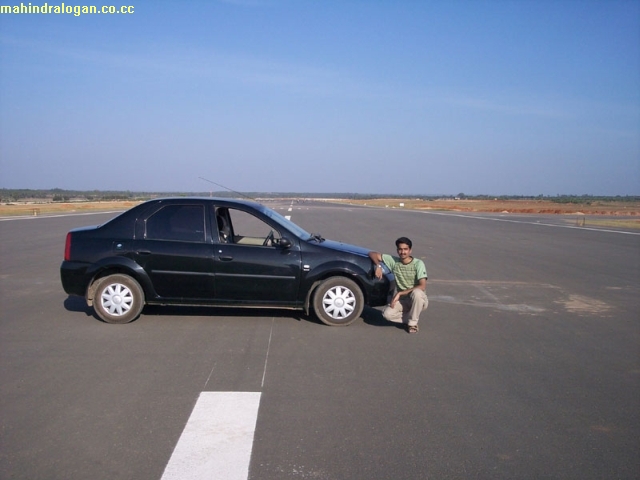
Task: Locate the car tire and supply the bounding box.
[313,276,364,326]
[93,274,144,324]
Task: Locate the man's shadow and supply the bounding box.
[361,306,406,330]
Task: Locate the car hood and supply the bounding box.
[316,239,371,257]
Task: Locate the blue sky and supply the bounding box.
[1,0,638,195]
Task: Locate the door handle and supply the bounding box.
[136,250,151,255]
[219,255,233,261]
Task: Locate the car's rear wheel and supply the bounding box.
[313,277,364,326]
[93,274,144,324]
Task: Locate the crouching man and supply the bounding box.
[368,237,428,334]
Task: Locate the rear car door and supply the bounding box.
[133,203,215,300]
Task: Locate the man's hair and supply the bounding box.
[395,237,412,249]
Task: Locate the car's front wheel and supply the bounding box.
[313,277,364,326]
[93,274,144,324]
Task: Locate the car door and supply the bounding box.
[212,207,301,304]
[133,203,216,300]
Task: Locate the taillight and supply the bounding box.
[64,233,72,261]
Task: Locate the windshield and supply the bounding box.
[260,205,311,239]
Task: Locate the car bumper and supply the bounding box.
[60,261,91,296]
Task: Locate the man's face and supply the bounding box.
[396,242,412,261]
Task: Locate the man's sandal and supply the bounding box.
[407,325,419,334]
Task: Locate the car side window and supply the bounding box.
[226,208,280,246]
[145,205,205,242]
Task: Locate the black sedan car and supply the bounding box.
[61,198,392,325]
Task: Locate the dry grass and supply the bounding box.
[340,198,640,229]
[343,198,640,215]
[0,201,140,217]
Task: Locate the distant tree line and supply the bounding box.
[0,189,637,204]
[1,189,160,203]
[452,194,640,204]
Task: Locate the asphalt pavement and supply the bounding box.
[1,202,638,479]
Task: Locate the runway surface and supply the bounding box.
[1,202,638,479]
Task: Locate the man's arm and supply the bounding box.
[368,251,382,264]
[368,251,385,279]
[390,277,426,307]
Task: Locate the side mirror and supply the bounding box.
[279,237,292,249]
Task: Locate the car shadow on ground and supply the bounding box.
[63,295,315,324]
[142,305,404,329]
[63,295,94,315]
[143,304,312,323]
[63,295,401,329]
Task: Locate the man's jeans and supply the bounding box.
[382,289,428,327]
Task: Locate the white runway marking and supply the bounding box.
[261,319,275,388]
[161,392,261,480]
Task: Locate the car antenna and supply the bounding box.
[198,176,256,201]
